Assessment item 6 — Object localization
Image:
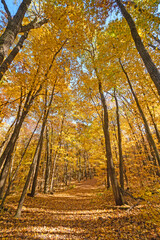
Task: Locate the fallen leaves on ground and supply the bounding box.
[0,179,160,239]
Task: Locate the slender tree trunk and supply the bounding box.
[123,108,152,164]
[14,123,43,218]
[0,115,41,208]
[119,59,160,166]
[0,98,30,194]
[50,116,65,192]
[115,0,160,95]
[0,84,41,169]
[114,89,124,190]
[44,126,51,194]
[30,125,44,197]
[78,151,82,182]
[88,164,93,179]
[0,120,15,155]
[0,140,17,198]
[0,83,41,194]
[97,76,124,205]
[111,119,119,166]
[14,44,65,216]
[30,84,56,197]
[83,151,88,180]
[50,154,58,192]
[146,104,160,143]
[136,121,158,168]
[15,150,38,218]
[149,84,160,103]
[64,159,68,186]
[137,123,153,164]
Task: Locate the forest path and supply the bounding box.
[0,178,160,239]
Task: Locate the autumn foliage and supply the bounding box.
[0,0,160,239]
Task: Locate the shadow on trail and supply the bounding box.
[1,179,159,239]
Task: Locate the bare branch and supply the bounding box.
[148,43,160,51]
[1,0,12,20]
[152,35,160,45]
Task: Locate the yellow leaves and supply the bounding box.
[22,17,30,26]
[138,28,146,38]
[65,67,69,72]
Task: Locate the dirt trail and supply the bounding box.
[0,178,159,239]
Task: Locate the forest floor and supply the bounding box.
[0,178,160,239]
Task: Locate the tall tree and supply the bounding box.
[0,77,42,196]
[119,59,160,166]
[114,89,124,190]
[0,0,48,77]
[115,0,160,95]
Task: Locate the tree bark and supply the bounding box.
[0,0,32,64]
[30,85,56,197]
[114,89,124,190]
[0,32,28,80]
[95,71,124,205]
[119,59,160,166]
[115,0,160,95]
[0,90,32,192]
[0,119,15,154]
[64,159,68,186]
[0,115,41,208]
[14,138,40,218]
[146,104,160,143]
[50,116,65,192]
[44,126,51,194]
[30,123,44,197]
[0,80,42,196]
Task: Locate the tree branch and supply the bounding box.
[20,18,48,32]
[0,32,28,80]
[152,35,160,45]
[1,0,12,20]
[13,0,32,25]
[148,43,160,51]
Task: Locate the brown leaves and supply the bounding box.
[1,179,160,239]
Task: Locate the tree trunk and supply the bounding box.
[0,115,41,208]
[0,0,32,64]
[44,126,51,194]
[0,32,28,80]
[0,120,15,155]
[83,151,88,180]
[119,59,160,166]
[14,117,44,218]
[0,83,42,194]
[123,108,152,164]
[114,89,124,190]
[14,145,39,218]
[50,154,58,192]
[97,76,124,205]
[64,159,68,186]
[0,88,34,169]
[30,84,56,197]
[30,125,44,197]
[50,116,65,192]
[78,152,82,182]
[115,0,160,95]
[0,91,32,193]
[146,104,160,143]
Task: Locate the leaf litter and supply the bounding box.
[0,178,160,239]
